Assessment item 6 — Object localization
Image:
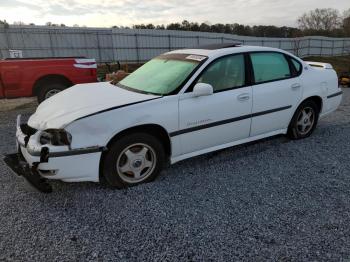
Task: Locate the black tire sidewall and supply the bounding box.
[288,100,319,139]
[102,133,165,189]
[37,83,67,103]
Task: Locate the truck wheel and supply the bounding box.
[102,133,165,189]
[287,100,319,139]
[37,83,67,103]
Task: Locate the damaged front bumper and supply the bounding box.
[3,115,106,192]
[3,151,53,193]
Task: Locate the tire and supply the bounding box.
[102,133,165,189]
[37,83,67,103]
[287,100,319,139]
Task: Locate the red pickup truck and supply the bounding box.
[0,57,97,103]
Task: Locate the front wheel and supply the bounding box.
[287,100,319,139]
[102,133,165,189]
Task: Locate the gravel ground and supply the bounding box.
[0,97,36,112]
[0,90,350,261]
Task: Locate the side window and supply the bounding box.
[196,54,245,92]
[290,57,302,75]
[250,52,291,84]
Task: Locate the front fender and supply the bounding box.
[64,96,179,150]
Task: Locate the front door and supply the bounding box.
[177,54,253,154]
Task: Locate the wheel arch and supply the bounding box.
[288,95,323,127]
[298,95,323,114]
[32,74,73,96]
[103,123,172,158]
[99,124,172,183]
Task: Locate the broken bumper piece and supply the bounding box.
[3,152,53,193]
[5,114,106,189]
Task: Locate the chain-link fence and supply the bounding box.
[1,26,349,63]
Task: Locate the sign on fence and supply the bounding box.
[9,50,23,58]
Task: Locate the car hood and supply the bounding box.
[28,82,160,130]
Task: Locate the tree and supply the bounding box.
[211,23,226,33]
[199,22,211,32]
[343,9,350,36]
[0,20,9,28]
[233,23,251,35]
[166,22,182,30]
[181,20,191,30]
[297,8,341,31]
[133,24,155,29]
[189,22,200,32]
[156,24,165,30]
[146,24,155,29]
[131,10,350,38]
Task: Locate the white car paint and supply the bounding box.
[15,45,342,183]
[29,81,159,130]
[178,86,253,154]
[250,77,302,137]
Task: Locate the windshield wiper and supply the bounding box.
[115,83,162,96]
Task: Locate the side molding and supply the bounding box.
[170,105,292,137]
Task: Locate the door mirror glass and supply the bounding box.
[192,83,213,97]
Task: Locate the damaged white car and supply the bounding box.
[4,44,342,192]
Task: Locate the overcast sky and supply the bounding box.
[0,0,348,27]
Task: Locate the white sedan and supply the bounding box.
[4,44,342,192]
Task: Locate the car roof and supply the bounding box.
[167,45,292,59]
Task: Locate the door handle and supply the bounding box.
[291,83,301,89]
[237,93,250,101]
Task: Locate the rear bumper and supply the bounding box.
[327,90,343,99]
[320,90,343,118]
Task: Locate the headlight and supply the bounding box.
[39,129,72,146]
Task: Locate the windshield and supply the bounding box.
[118,54,206,95]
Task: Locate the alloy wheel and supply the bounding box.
[116,143,157,183]
[296,106,315,135]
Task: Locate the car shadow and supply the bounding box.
[44,134,290,195]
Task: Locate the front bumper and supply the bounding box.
[3,151,52,193]
[3,115,106,192]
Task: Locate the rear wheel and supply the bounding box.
[287,100,319,139]
[102,133,165,189]
[37,83,67,103]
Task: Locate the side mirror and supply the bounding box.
[192,83,213,97]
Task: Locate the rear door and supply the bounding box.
[178,54,252,154]
[249,52,303,137]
